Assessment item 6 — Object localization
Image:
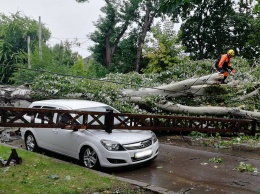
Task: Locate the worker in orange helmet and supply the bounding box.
[215,49,236,84]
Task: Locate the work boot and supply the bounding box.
[221,76,227,84]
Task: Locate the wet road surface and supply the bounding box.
[102,143,260,194]
[2,135,260,194]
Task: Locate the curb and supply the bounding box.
[0,142,179,194]
[95,170,180,194]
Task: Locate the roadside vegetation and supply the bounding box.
[234,162,258,173]
[188,132,260,149]
[0,145,153,194]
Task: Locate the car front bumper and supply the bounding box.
[98,140,159,168]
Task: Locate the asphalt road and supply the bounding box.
[103,143,260,194]
[2,135,260,194]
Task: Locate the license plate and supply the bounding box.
[134,149,152,159]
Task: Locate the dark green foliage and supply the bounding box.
[10,42,80,85]
[179,0,258,61]
[180,0,235,60]
[0,12,51,84]
[108,31,139,73]
[75,0,89,2]
[245,16,260,61]
[142,23,185,73]
[89,0,140,69]
[159,0,202,19]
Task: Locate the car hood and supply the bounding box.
[87,129,153,144]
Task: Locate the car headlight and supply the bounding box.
[151,131,158,143]
[101,140,125,151]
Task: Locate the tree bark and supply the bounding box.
[233,87,260,101]
[102,0,138,67]
[123,73,223,97]
[0,85,31,100]
[128,97,260,119]
[135,1,156,72]
[105,29,113,67]
[0,85,31,107]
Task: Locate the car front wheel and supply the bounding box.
[25,132,38,152]
[80,146,100,169]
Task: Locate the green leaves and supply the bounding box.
[142,22,185,73]
[90,0,140,69]
[234,162,258,172]
[208,157,223,163]
[0,12,51,84]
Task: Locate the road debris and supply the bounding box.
[0,148,22,167]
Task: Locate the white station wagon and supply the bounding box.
[20,99,159,169]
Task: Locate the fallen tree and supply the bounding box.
[0,85,31,107]
[0,72,259,119]
[128,97,260,119]
[1,58,259,120]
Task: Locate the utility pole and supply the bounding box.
[27,36,31,68]
[38,16,42,60]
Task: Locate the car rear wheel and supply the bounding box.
[80,146,100,169]
[25,132,38,152]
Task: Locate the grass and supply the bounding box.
[0,145,152,194]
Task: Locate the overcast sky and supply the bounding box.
[0,0,105,58]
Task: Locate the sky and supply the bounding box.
[0,0,105,58]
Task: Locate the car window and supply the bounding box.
[57,113,79,125]
[36,106,56,122]
[77,106,122,125]
[26,106,41,116]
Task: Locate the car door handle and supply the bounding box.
[53,129,58,134]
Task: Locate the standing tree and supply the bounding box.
[142,21,185,73]
[109,30,139,73]
[179,0,235,60]
[78,0,162,73]
[0,12,51,84]
[10,41,80,85]
[179,0,256,60]
[89,0,140,68]
[134,0,160,72]
[245,15,260,61]
[233,1,260,62]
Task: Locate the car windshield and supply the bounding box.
[77,106,122,125]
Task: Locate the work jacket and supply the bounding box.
[217,54,233,70]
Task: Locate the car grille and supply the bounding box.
[131,154,152,162]
[123,138,152,150]
[107,158,127,164]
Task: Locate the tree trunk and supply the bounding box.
[135,1,156,73]
[0,85,31,107]
[105,29,113,67]
[127,97,260,119]
[123,73,224,97]
[233,87,260,101]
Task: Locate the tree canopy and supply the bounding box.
[0,12,84,85]
[0,12,51,84]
